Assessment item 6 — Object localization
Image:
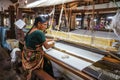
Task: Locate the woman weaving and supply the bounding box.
[22,15,55,80]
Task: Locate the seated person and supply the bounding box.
[22,14,55,80]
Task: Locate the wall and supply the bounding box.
[0,0,13,11]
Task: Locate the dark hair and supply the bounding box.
[25,14,50,39]
[34,15,50,26]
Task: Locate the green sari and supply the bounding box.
[24,30,54,77]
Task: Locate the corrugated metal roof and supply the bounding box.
[24,0,77,8]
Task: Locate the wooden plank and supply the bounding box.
[33,69,55,80]
[103,57,120,63]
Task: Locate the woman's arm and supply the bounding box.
[43,37,60,49]
[46,38,53,42]
[43,40,55,49]
[46,38,59,42]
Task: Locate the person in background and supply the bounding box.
[22,14,55,80]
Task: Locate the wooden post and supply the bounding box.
[0,11,4,26]
[70,13,76,30]
[55,14,59,25]
[68,9,72,30]
[81,12,85,29]
[91,1,95,31]
[64,5,69,32]
[15,3,25,41]
[8,5,16,39]
[96,11,100,25]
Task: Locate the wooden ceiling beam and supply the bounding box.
[71,7,117,14]
[10,0,18,3]
[18,0,118,14]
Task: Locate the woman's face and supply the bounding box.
[37,22,47,31]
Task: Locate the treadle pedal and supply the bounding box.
[83,66,120,80]
[82,67,100,79]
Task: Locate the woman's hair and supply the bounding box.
[25,14,50,39]
[34,15,49,26]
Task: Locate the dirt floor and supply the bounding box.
[0,46,25,80]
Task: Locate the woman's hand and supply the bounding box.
[48,40,55,47]
[43,40,55,49]
[46,37,60,42]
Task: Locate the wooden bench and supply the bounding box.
[33,69,55,80]
[15,51,55,80]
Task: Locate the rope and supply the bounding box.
[69,9,71,31]
[63,6,70,40]
[90,1,95,45]
[49,5,55,30]
[51,4,64,40]
[57,4,64,31]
